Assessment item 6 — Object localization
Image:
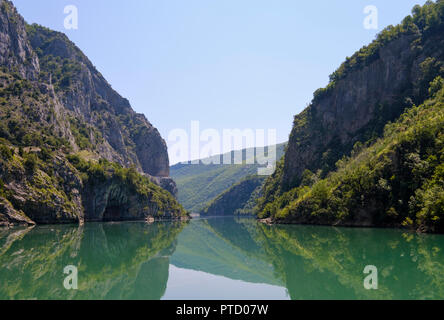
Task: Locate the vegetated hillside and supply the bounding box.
[257,1,444,233]
[0,0,186,226]
[201,175,265,216]
[170,143,286,212]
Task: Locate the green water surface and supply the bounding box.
[1,217,443,300]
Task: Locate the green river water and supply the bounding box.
[1,217,444,300]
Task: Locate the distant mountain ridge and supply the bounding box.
[170,143,286,213]
[201,175,265,216]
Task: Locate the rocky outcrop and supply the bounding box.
[0,0,39,79]
[0,150,187,225]
[153,176,178,198]
[82,176,184,222]
[0,0,184,226]
[257,1,444,231]
[26,24,171,178]
[282,32,444,191]
[0,153,84,225]
[0,198,35,227]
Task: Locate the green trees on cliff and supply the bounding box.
[259,81,444,232]
[256,1,444,232]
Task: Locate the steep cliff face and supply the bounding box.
[0,0,185,226]
[0,153,84,225]
[282,32,443,192]
[25,24,170,178]
[73,158,185,222]
[0,1,38,79]
[264,88,444,232]
[0,151,186,227]
[257,1,444,232]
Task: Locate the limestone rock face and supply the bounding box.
[256,1,444,230]
[281,33,444,191]
[0,1,182,226]
[133,121,170,177]
[82,178,182,222]
[155,177,178,198]
[0,198,35,227]
[0,0,39,79]
[26,24,171,178]
[0,154,84,225]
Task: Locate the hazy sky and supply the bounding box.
[13,0,427,164]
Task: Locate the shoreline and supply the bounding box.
[0,215,191,229]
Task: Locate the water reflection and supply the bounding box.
[0,218,443,300]
[234,220,444,300]
[174,218,444,300]
[0,222,186,300]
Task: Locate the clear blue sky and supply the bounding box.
[13,0,427,163]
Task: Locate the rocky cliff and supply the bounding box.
[257,1,444,232]
[25,23,171,178]
[0,0,186,226]
[0,1,39,79]
[281,24,443,192]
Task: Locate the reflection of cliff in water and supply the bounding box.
[0,222,186,300]
[2,218,444,300]
[191,218,444,300]
[239,221,444,300]
[170,218,284,287]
